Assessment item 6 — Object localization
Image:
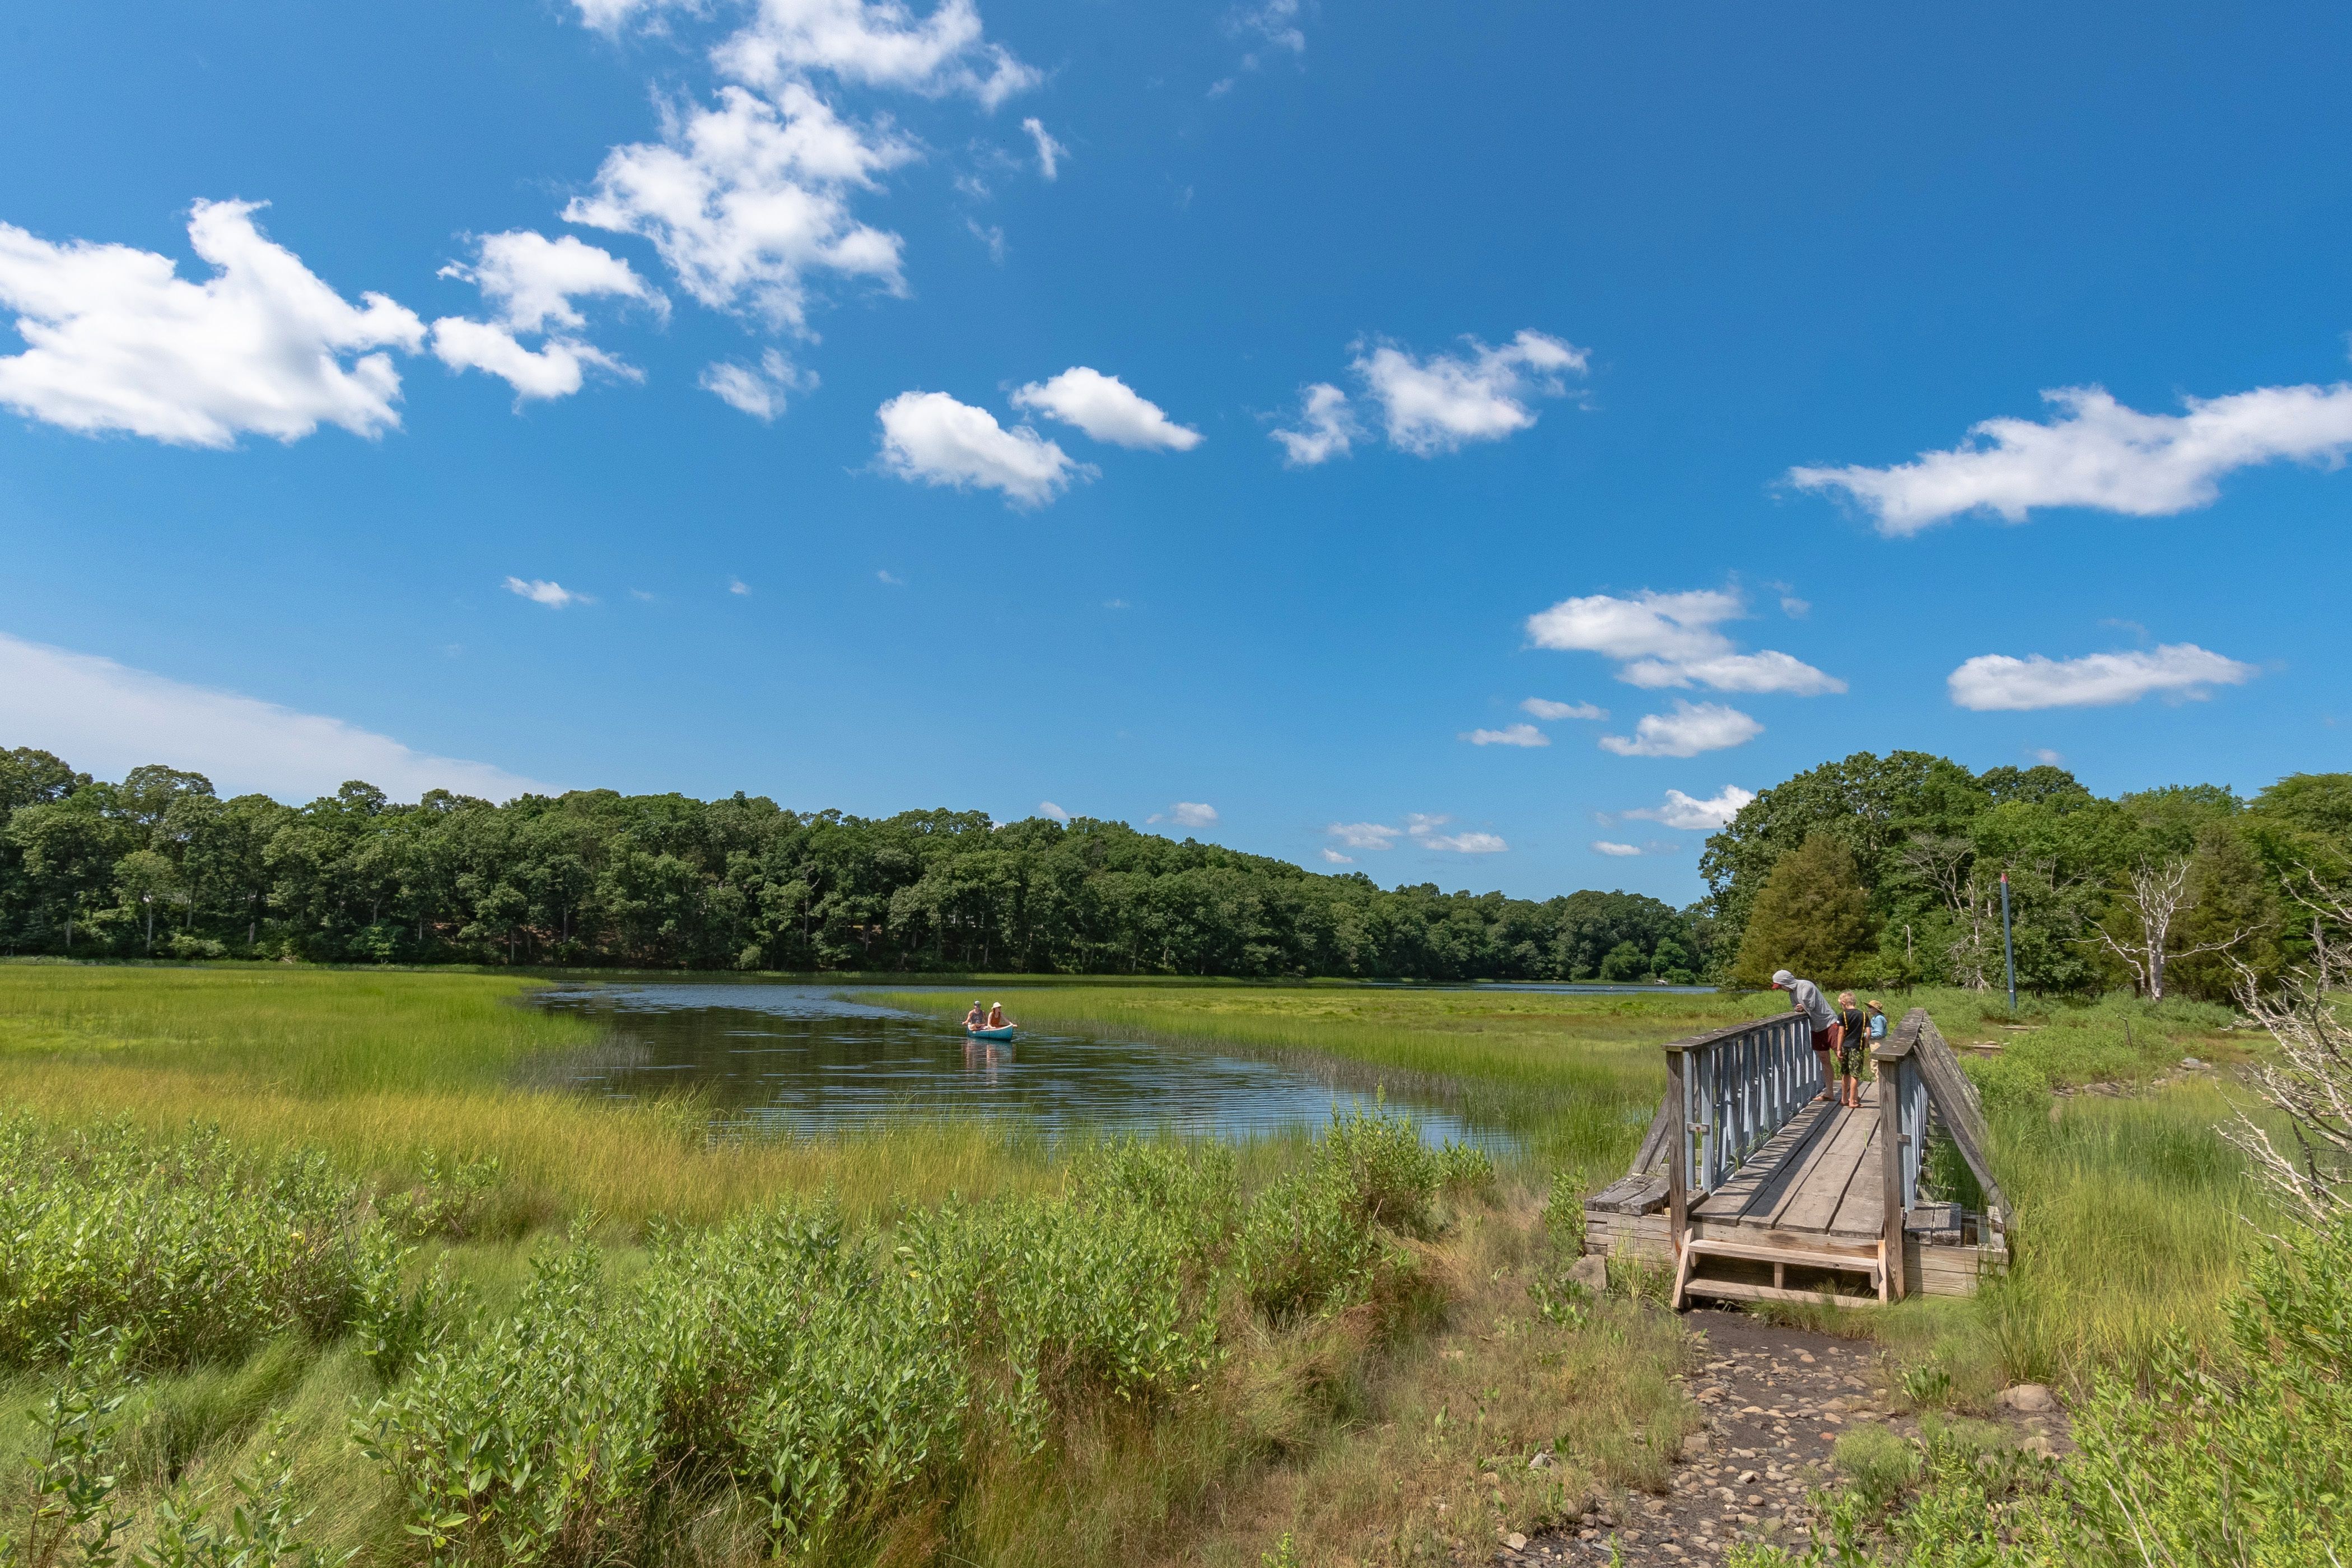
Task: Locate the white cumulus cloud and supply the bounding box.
[1020,116,1065,179]
[0,631,547,802]
[1948,643,2257,711]
[1270,381,1357,466]
[1622,785,1756,830]
[875,389,1088,506]
[1319,848,1354,864]
[1328,821,1398,851]
[716,0,1040,109]
[1155,801,1217,829]
[503,577,591,608]
[1591,841,1642,857]
[440,230,663,335]
[1789,382,2352,535]
[1010,366,1201,450]
[1037,800,1070,821]
[431,320,634,403]
[701,349,816,419]
[0,199,424,447]
[1353,330,1586,456]
[1525,589,1843,696]
[1522,697,1605,721]
[1463,723,1548,748]
[566,84,913,331]
[1599,701,1763,759]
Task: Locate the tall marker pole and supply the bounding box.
[1999,870,2018,1012]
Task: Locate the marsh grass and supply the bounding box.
[0,963,2292,1565]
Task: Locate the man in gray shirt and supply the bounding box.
[1771,968,1841,1102]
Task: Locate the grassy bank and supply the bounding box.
[0,963,2286,1566]
[878,981,2262,1385]
[0,963,1704,1568]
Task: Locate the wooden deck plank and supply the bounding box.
[1824,1121,1887,1239]
[1690,1095,1842,1221]
[1757,1091,1879,1232]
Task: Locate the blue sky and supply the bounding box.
[2,0,2349,904]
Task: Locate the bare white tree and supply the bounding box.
[2225,967,2352,1229]
[1901,834,1992,991]
[2091,857,2244,1001]
[2284,867,2352,992]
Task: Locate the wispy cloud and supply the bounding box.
[1319,847,1353,864]
[0,631,547,802]
[1522,697,1605,721]
[1020,116,1065,180]
[1592,840,1642,857]
[1150,801,1219,829]
[701,349,815,421]
[1462,722,1548,748]
[1038,800,1070,821]
[1948,644,2257,711]
[729,577,753,596]
[505,577,590,608]
[1789,382,2352,535]
[1327,815,1506,854]
[1270,382,1359,466]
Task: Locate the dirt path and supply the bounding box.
[1505,1309,2069,1566]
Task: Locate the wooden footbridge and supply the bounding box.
[1583,1007,2009,1305]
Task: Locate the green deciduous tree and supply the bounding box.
[1730,832,1876,988]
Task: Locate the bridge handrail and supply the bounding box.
[1873,1007,2008,1235]
[1663,1010,1824,1236]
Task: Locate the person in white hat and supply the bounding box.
[1771,969,1841,1102]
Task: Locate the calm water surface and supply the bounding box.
[531,983,1515,1145]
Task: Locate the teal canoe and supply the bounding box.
[966,1024,1018,1041]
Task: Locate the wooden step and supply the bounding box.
[1682,1277,1886,1308]
[1684,1235,1882,1271]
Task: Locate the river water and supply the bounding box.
[528,982,1527,1144]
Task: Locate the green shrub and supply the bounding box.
[0,1118,399,1373]
[1237,1107,1444,1324]
[1737,1212,2352,1565]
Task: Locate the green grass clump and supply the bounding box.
[1830,1424,1921,1513]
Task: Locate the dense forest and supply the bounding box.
[0,747,1697,979]
[4,744,2345,993]
[1702,753,2352,1000]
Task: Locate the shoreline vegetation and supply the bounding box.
[0,881,2340,1563]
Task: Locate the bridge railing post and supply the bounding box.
[1874,1012,1926,1302]
[1666,1042,1688,1246]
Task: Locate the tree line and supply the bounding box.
[0,748,1701,979]
[9,744,2343,992]
[1704,752,2352,1000]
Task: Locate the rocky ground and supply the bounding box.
[1496,1309,2071,1566]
